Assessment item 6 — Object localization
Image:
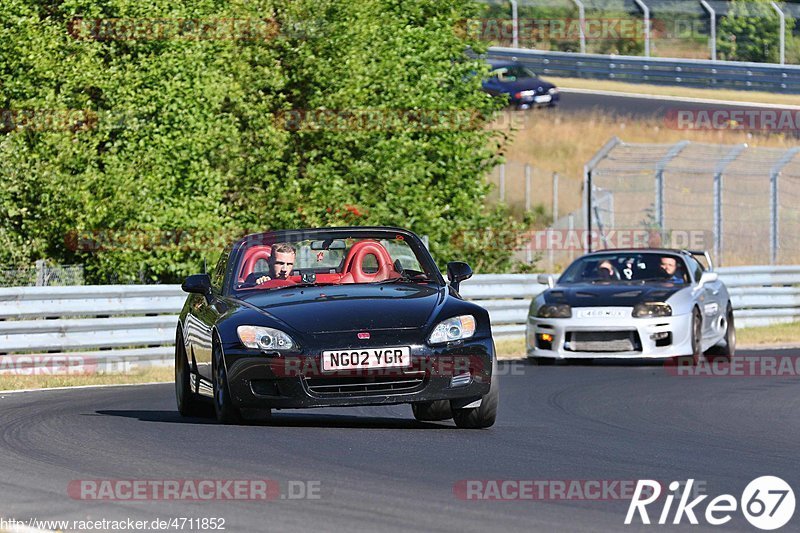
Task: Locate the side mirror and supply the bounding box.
[698,271,718,287]
[446,261,473,292]
[537,274,555,288]
[182,273,212,295]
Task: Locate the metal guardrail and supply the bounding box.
[0,266,797,370]
[487,47,800,93]
[462,266,800,336]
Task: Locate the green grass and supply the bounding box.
[0,365,173,392]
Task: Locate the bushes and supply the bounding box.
[0,0,520,282]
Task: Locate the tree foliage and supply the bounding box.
[0,0,521,282]
[718,0,795,63]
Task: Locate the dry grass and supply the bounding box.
[491,110,800,219]
[494,321,800,359]
[0,365,173,392]
[548,77,800,107]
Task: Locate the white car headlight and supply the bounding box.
[237,325,296,351]
[548,87,558,95]
[428,315,476,345]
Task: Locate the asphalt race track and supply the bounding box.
[557,90,800,131]
[1,348,798,532]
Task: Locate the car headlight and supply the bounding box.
[548,87,558,95]
[514,90,536,98]
[536,304,572,318]
[429,315,476,344]
[237,325,296,351]
[632,302,672,318]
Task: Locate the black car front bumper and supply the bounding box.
[221,337,494,409]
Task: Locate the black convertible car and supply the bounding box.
[482,60,559,109]
[175,226,498,428]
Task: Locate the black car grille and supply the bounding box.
[304,373,426,396]
[566,331,642,352]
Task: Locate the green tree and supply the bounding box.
[718,0,794,63]
[0,0,521,282]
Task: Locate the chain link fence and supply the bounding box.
[585,137,800,266]
[0,260,84,287]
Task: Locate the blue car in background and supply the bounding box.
[482,60,559,109]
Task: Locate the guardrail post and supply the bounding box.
[713,144,747,266]
[568,213,575,262]
[525,164,532,211]
[570,0,586,54]
[552,172,559,223]
[35,259,46,287]
[584,137,622,251]
[699,0,716,61]
[633,0,651,57]
[769,147,800,264]
[654,141,690,240]
[509,0,519,48]
[771,1,785,65]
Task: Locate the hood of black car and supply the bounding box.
[545,282,687,307]
[237,283,443,332]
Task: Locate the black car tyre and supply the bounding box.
[213,337,242,424]
[411,400,453,422]
[707,303,735,362]
[452,379,499,429]
[175,328,202,417]
[527,356,555,366]
[679,307,704,366]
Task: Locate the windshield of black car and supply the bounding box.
[491,66,537,81]
[558,253,690,284]
[234,235,436,291]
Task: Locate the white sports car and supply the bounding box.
[526,249,735,363]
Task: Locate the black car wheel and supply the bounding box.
[527,356,555,366]
[175,329,202,417]
[213,337,242,424]
[708,303,735,362]
[452,380,499,429]
[411,400,453,422]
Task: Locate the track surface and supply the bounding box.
[557,90,800,129]
[1,348,799,532]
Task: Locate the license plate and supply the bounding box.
[534,95,552,104]
[577,308,627,318]
[322,347,411,372]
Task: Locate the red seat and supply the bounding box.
[340,241,398,283]
[238,245,272,283]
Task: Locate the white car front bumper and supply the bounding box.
[525,307,694,359]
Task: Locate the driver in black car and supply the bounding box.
[253,242,296,285]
